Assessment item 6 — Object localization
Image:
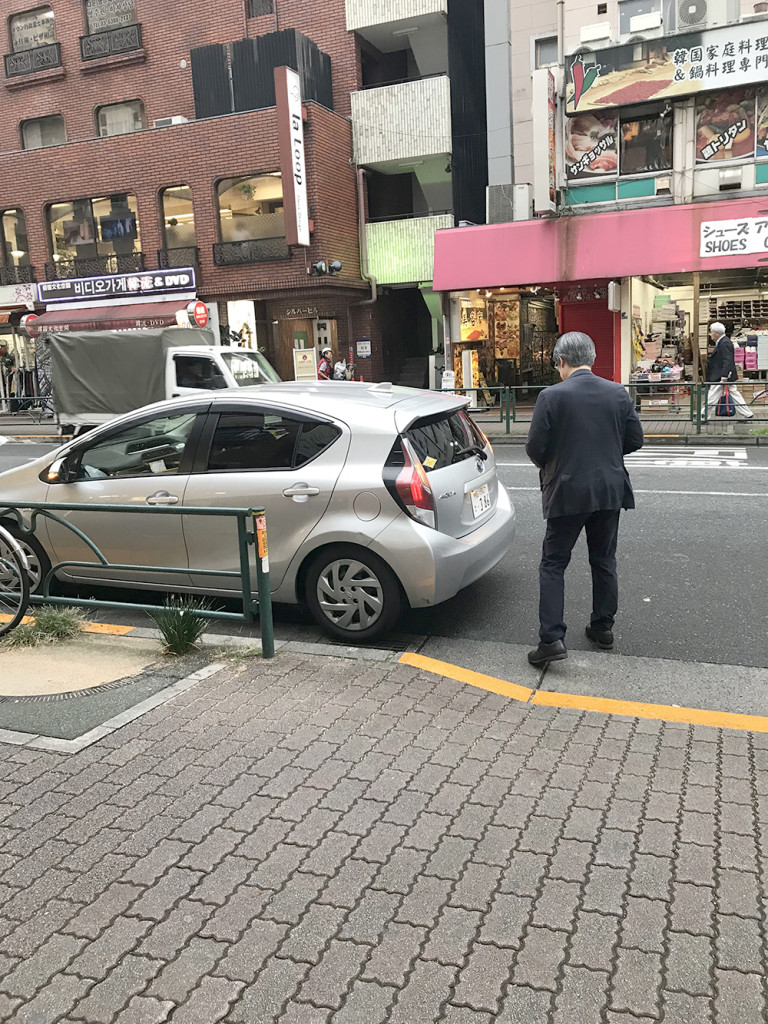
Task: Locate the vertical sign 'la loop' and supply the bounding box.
[275,66,311,248]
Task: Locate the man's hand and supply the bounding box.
[720,377,728,382]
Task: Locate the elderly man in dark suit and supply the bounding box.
[525,332,645,667]
[705,322,754,420]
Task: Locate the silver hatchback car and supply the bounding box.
[0,382,516,641]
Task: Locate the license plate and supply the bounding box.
[470,483,491,518]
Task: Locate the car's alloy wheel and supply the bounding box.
[0,525,50,595]
[305,545,401,641]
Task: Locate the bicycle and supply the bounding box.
[0,523,30,638]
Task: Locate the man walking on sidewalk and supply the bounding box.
[525,332,645,668]
[705,322,754,420]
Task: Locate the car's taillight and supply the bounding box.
[385,438,436,529]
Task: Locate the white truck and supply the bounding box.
[43,327,281,433]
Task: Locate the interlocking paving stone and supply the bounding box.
[1,652,768,1024]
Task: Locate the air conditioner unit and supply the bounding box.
[486,184,515,224]
[152,116,189,129]
[579,21,612,44]
[677,0,739,29]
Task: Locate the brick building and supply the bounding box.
[0,0,491,388]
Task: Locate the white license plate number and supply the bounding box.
[470,484,491,518]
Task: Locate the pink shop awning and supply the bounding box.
[433,196,768,291]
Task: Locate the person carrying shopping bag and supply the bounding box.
[706,323,754,420]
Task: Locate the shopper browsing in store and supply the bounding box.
[525,332,645,668]
[706,322,754,421]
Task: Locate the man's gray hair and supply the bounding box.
[710,322,726,337]
[553,331,596,369]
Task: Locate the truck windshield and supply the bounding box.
[221,350,281,386]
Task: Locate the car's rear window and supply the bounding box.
[405,409,484,472]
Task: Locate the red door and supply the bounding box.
[559,298,619,381]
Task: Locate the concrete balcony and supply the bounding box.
[352,75,451,170]
[346,0,447,37]
[366,213,453,285]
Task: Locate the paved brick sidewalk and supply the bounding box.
[0,652,766,1024]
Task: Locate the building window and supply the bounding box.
[21,113,65,149]
[216,174,284,243]
[247,0,274,15]
[0,209,31,267]
[618,0,661,34]
[85,0,137,34]
[534,36,558,69]
[696,88,756,163]
[47,194,141,262]
[620,109,673,174]
[161,185,197,248]
[9,5,54,51]
[96,99,146,137]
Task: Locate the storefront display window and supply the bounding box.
[47,194,141,262]
[0,209,31,268]
[566,114,618,180]
[161,185,196,249]
[695,87,755,163]
[85,0,137,34]
[216,174,284,243]
[567,107,672,180]
[10,6,54,52]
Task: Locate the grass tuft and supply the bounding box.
[149,597,211,656]
[2,606,84,648]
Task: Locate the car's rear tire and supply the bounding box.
[303,544,402,642]
[0,522,51,595]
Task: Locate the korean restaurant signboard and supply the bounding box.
[566,19,768,115]
[700,216,768,257]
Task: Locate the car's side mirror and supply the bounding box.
[46,456,77,484]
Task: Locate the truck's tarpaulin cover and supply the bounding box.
[46,328,213,417]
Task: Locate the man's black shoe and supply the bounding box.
[528,639,567,667]
[586,625,614,649]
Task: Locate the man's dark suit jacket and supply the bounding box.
[526,369,645,520]
[706,335,738,383]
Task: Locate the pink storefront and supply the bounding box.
[433,197,768,387]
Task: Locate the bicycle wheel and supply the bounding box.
[0,530,30,638]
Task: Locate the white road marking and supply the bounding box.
[505,486,768,497]
[0,437,6,446]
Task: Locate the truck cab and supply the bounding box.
[169,346,281,397]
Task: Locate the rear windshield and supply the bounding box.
[405,409,485,472]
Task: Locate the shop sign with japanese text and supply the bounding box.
[11,7,55,52]
[700,217,768,257]
[39,268,196,304]
[566,19,768,114]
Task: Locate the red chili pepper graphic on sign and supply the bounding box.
[571,57,601,109]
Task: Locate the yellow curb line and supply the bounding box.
[399,652,768,735]
[399,652,533,703]
[0,612,134,636]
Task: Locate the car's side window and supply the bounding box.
[295,421,342,466]
[206,412,301,472]
[77,412,199,480]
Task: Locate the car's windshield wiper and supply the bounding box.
[454,445,487,462]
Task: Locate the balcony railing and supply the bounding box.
[4,42,62,78]
[80,23,142,61]
[212,238,290,266]
[351,75,451,167]
[44,252,145,281]
[0,265,36,286]
[158,246,199,269]
[366,212,453,285]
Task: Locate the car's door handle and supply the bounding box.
[283,484,320,498]
[146,491,180,506]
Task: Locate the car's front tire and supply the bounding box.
[303,544,402,642]
[0,522,52,595]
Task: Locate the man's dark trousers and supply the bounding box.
[539,509,621,643]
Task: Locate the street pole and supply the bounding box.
[692,270,701,384]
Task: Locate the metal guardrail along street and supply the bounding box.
[0,501,275,658]
[440,383,768,438]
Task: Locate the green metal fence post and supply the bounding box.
[253,511,275,659]
[512,386,517,424]
[696,384,703,435]
[505,387,511,434]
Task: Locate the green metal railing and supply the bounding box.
[0,501,275,658]
[437,382,768,439]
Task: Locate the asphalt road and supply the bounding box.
[2,439,767,669]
